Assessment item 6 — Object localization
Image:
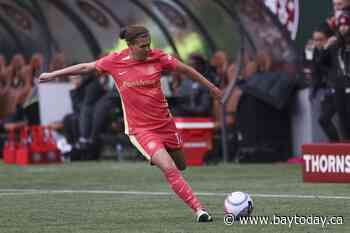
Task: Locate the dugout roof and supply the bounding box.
[0,0,297,66]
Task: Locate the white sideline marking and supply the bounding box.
[0,189,350,200]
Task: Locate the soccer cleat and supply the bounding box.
[196,209,213,222]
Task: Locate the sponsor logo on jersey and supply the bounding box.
[120,79,158,90]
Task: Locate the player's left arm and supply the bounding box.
[175,61,223,102]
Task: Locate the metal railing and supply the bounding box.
[220,32,245,163]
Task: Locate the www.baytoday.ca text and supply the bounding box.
[224,214,344,228]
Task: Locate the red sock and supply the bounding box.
[164,167,202,212]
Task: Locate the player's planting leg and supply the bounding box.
[168,148,187,171]
[152,149,213,222]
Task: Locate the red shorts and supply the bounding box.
[129,128,183,161]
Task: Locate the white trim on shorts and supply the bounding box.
[128,135,151,161]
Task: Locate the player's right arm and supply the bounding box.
[38,62,100,83]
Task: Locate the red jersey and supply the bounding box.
[96,48,178,135]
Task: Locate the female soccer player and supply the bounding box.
[39,25,222,222]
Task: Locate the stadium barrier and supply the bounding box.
[302,144,350,183]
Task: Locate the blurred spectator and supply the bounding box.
[160,70,174,97]
[0,55,7,99]
[19,53,44,125]
[10,54,26,78]
[169,53,185,97]
[210,50,260,127]
[225,53,261,127]
[326,0,350,33]
[210,50,229,125]
[309,24,341,142]
[310,24,334,97]
[316,12,350,140]
[0,65,33,142]
[49,52,67,82]
[30,53,44,77]
[5,55,30,118]
[303,38,315,86]
[60,75,85,160]
[78,73,108,159]
[172,53,213,117]
[62,62,122,160]
[334,0,350,16]
[210,50,229,87]
[49,52,65,72]
[0,64,34,158]
[0,55,5,72]
[0,66,14,118]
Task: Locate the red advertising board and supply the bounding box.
[302,144,350,183]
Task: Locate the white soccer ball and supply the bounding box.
[224,191,254,220]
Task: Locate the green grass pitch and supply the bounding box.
[0,161,349,233]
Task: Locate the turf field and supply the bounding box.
[0,161,349,233]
